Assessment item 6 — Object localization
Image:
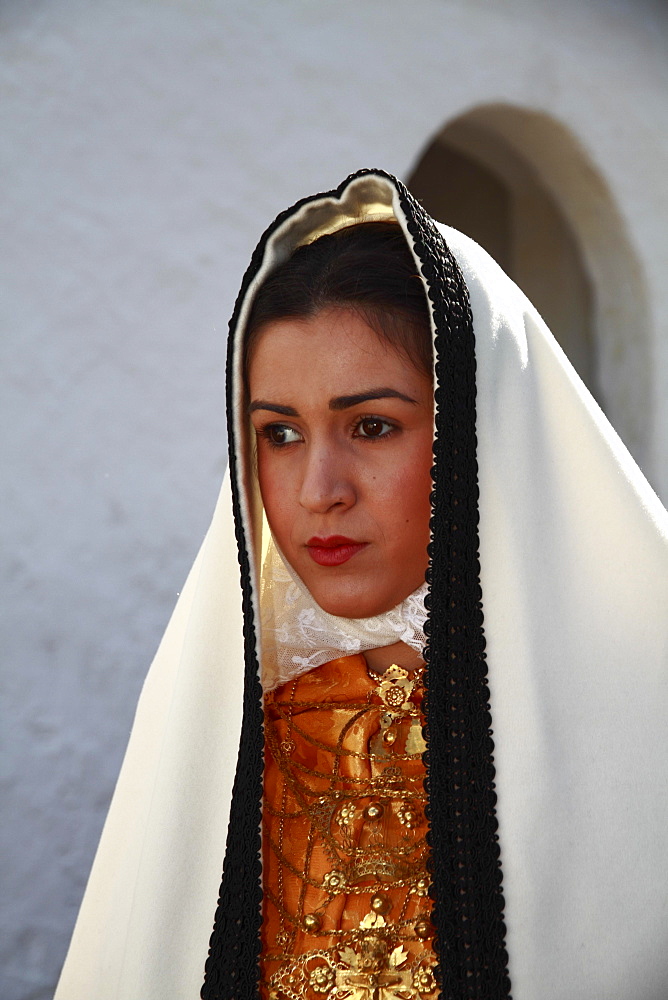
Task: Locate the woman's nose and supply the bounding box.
[298,444,356,513]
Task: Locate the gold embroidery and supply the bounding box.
[261,656,437,1000]
[268,912,437,1000]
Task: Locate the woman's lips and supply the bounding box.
[306,536,368,567]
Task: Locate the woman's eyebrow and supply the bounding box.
[248,401,299,416]
[249,389,418,416]
[329,388,418,410]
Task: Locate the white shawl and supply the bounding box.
[56,173,668,1000]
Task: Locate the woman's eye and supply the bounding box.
[263,424,302,446]
[355,418,394,439]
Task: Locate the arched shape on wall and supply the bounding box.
[407,105,651,470]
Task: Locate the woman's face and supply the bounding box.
[248,307,434,619]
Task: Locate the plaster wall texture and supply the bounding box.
[2,1,666,997]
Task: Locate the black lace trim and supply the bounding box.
[395,178,511,999]
[201,169,511,1000]
[200,210,266,1000]
[201,182,329,1000]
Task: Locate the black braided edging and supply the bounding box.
[201,169,511,1000]
[201,182,350,1000]
[394,178,511,999]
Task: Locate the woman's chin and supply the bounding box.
[309,582,404,620]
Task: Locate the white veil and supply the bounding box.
[56,173,668,1000]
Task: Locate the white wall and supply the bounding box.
[2,1,666,996]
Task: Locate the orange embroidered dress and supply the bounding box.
[260,653,438,1000]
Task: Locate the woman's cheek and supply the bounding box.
[390,466,432,548]
[258,468,289,541]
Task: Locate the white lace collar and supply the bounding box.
[259,537,428,691]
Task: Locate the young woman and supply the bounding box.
[56,170,668,1000]
[244,222,438,993]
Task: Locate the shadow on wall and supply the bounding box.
[407,103,651,477]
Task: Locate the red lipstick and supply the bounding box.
[306,536,368,567]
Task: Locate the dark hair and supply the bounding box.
[243,221,432,382]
